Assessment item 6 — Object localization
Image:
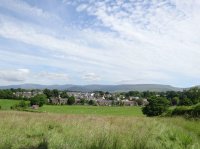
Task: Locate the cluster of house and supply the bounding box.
[49,92,148,106]
[13,91,43,98]
[14,91,148,106]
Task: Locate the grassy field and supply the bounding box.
[0,99,200,149]
[0,99,143,116]
[0,99,23,110]
[0,111,199,149]
[39,105,143,116]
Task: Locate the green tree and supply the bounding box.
[43,89,52,98]
[60,91,69,98]
[18,100,27,108]
[30,94,47,107]
[179,97,193,106]
[185,87,200,104]
[67,96,75,105]
[88,100,96,105]
[80,98,86,105]
[142,97,170,116]
[52,89,59,97]
[171,97,179,106]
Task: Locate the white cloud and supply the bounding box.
[0,69,30,82]
[0,0,200,86]
[35,72,69,81]
[76,4,88,12]
[0,0,60,21]
[82,73,101,81]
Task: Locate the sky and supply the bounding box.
[0,0,200,87]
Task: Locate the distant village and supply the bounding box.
[13,89,149,106]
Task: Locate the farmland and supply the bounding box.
[0,111,199,149]
[39,105,143,116]
[0,99,23,110]
[0,99,200,149]
[0,99,143,116]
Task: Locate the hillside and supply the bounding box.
[0,84,183,92]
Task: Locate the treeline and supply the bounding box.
[124,87,200,106]
[140,87,200,117]
[170,103,200,117]
[1,87,200,106]
[0,88,41,100]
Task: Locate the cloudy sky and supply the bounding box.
[0,0,200,87]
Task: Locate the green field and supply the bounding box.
[40,105,143,116]
[0,99,143,116]
[0,99,200,149]
[0,99,23,110]
[0,111,199,149]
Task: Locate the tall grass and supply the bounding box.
[0,111,199,149]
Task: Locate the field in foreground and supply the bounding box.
[0,111,199,149]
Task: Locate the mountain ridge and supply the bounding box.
[0,83,186,92]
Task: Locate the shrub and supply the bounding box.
[171,106,192,116]
[80,98,86,105]
[18,100,27,108]
[88,100,96,106]
[170,103,200,118]
[171,97,180,106]
[10,100,28,110]
[0,105,1,110]
[142,97,170,116]
[30,94,47,107]
[67,96,75,105]
[192,103,200,117]
[179,98,193,106]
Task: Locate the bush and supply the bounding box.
[171,106,192,116]
[67,96,75,105]
[30,94,47,107]
[170,103,200,118]
[192,103,200,117]
[10,100,28,110]
[0,105,1,110]
[142,97,170,116]
[179,98,193,106]
[80,98,86,105]
[18,100,27,108]
[88,100,96,106]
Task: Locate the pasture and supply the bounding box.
[0,111,199,149]
[0,99,22,110]
[0,99,143,116]
[39,105,143,116]
[0,99,200,149]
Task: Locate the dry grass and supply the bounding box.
[0,111,199,149]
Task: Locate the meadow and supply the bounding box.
[0,99,143,116]
[0,99,200,149]
[39,105,143,116]
[0,99,22,110]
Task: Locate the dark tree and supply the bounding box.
[30,94,47,107]
[171,97,180,106]
[67,96,75,105]
[142,97,170,116]
[43,89,52,98]
[52,89,59,97]
[179,97,193,106]
[60,91,69,98]
[80,98,86,105]
[88,100,96,105]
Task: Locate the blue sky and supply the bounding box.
[0,0,200,87]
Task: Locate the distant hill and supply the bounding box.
[0,84,183,92]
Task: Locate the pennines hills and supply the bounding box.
[0,84,186,92]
